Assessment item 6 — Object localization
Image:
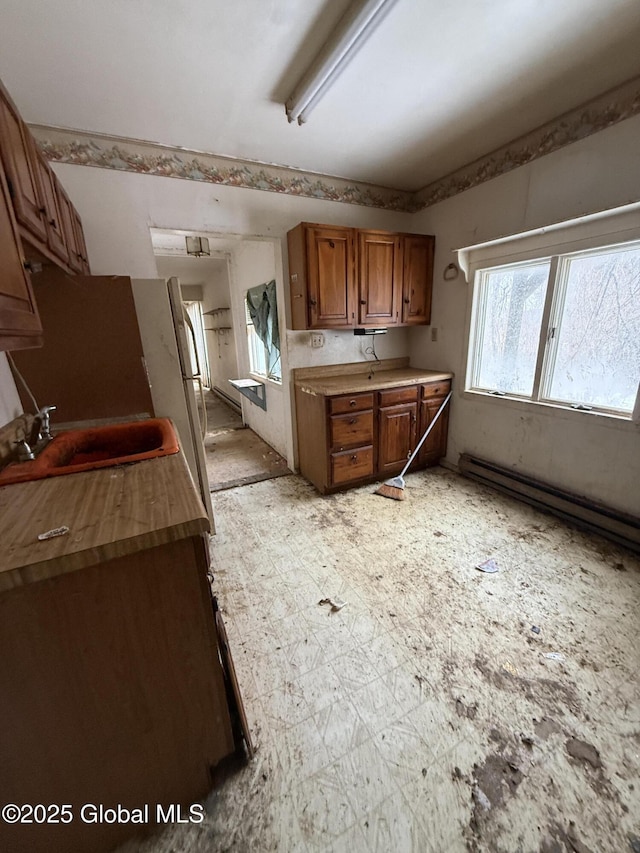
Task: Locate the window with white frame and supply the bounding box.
[468,240,640,416]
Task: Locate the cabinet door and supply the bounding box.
[306,225,354,328]
[357,231,402,326]
[33,151,68,264]
[72,207,90,274]
[57,185,83,273]
[402,234,434,325]
[0,90,47,244]
[0,166,42,351]
[377,402,417,474]
[418,396,450,466]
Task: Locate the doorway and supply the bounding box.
[152,233,291,492]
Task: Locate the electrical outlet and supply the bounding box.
[310,332,324,348]
[431,327,438,342]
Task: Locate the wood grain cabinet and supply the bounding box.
[0,87,48,245]
[377,386,418,475]
[417,381,450,466]
[0,164,43,350]
[0,76,91,350]
[0,457,242,853]
[295,373,451,493]
[357,230,402,327]
[287,222,434,330]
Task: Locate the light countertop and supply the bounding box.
[295,366,453,396]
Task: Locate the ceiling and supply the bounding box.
[1,0,639,191]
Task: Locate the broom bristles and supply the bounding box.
[375,482,406,501]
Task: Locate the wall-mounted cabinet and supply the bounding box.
[0,167,42,350]
[0,77,91,351]
[287,222,434,331]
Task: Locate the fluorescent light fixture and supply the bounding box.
[285,0,400,125]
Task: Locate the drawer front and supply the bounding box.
[331,446,374,485]
[378,386,418,407]
[421,380,451,399]
[329,393,374,414]
[330,410,374,450]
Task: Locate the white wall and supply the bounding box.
[154,255,242,405]
[409,115,640,515]
[200,265,241,406]
[51,164,413,465]
[0,354,22,427]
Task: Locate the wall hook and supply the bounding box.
[444,263,459,281]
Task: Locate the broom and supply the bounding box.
[375,390,452,501]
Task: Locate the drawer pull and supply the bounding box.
[349,400,357,407]
[351,454,357,461]
[349,418,357,424]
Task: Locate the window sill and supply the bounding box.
[249,372,282,388]
[462,389,638,430]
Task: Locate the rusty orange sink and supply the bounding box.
[0,418,179,486]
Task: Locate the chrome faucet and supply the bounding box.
[13,439,36,462]
[36,405,57,441]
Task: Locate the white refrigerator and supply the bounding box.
[131,278,214,527]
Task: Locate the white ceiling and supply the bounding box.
[1,0,639,191]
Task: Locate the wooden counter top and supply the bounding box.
[0,452,209,593]
[293,358,453,396]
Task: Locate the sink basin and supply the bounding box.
[0,418,179,486]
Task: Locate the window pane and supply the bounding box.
[474,262,549,396]
[247,323,267,376]
[548,246,640,411]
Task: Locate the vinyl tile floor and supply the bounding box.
[121,468,640,853]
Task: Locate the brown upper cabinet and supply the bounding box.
[287,222,434,330]
[0,88,48,245]
[0,167,43,350]
[33,149,68,265]
[0,77,91,351]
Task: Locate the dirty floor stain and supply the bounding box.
[118,468,640,853]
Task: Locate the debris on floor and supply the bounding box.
[565,737,602,770]
[318,596,347,612]
[475,557,499,573]
[123,469,640,853]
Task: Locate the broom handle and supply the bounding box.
[400,389,452,479]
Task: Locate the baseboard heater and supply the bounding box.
[212,385,242,415]
[458,454,640,554]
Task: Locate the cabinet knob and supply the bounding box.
[349,400,357,407]
[49,218,57,227]
[329,241,335,249]
[38,207,46,215]
[359,299,366,305]
[404,298,410,304]
[309,298,317,306]
[351,454,357,461]
[349,418,356,424]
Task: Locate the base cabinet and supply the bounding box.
[418,392,450,466]
[296,378,451,493]
[0,534,236,853]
